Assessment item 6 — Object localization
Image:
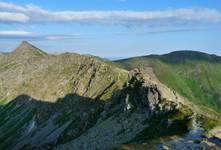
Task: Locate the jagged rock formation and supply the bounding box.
[0,42,221,150]
[55,69,193,150]
[115,51,221,113]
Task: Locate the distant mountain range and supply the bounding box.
[0,41,221,150]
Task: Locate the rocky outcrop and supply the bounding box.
[55,69,192,150]
[115,51,221,113]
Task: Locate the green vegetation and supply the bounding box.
[0,99,7,105]
[116,51,221,113]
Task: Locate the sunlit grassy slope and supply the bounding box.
[115,51,221,113]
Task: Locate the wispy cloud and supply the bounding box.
[0,31,35,38]
[114,27,207,36]
[147,27,207,33]
[0,2,220,27]
[0,30,80,40]
[0,12,29,23]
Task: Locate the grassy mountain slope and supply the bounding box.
[115,51,221,113]
[0,41,128,102]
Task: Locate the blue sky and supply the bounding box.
[0,0,221,57]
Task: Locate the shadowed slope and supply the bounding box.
[0,94,104,150]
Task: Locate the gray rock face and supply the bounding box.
[55,70,186,150]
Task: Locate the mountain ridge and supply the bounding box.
[0,41,128,102]
[0,42,221,149]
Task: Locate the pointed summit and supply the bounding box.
[15,41,36,51]
[13,41,47,58]
[20,40,31,45]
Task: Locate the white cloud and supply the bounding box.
[0,30,80,40]
[0,2,220,26]
[0,31,34,38]
[0,2,26,12]
[115,27,207,36]
[0,12,29,23]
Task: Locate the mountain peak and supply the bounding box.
[20,40,31,46]
[16,41,35,50]
[13,41,47,58]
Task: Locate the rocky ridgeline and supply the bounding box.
[55,69,193,150]
[0,41,128,102]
